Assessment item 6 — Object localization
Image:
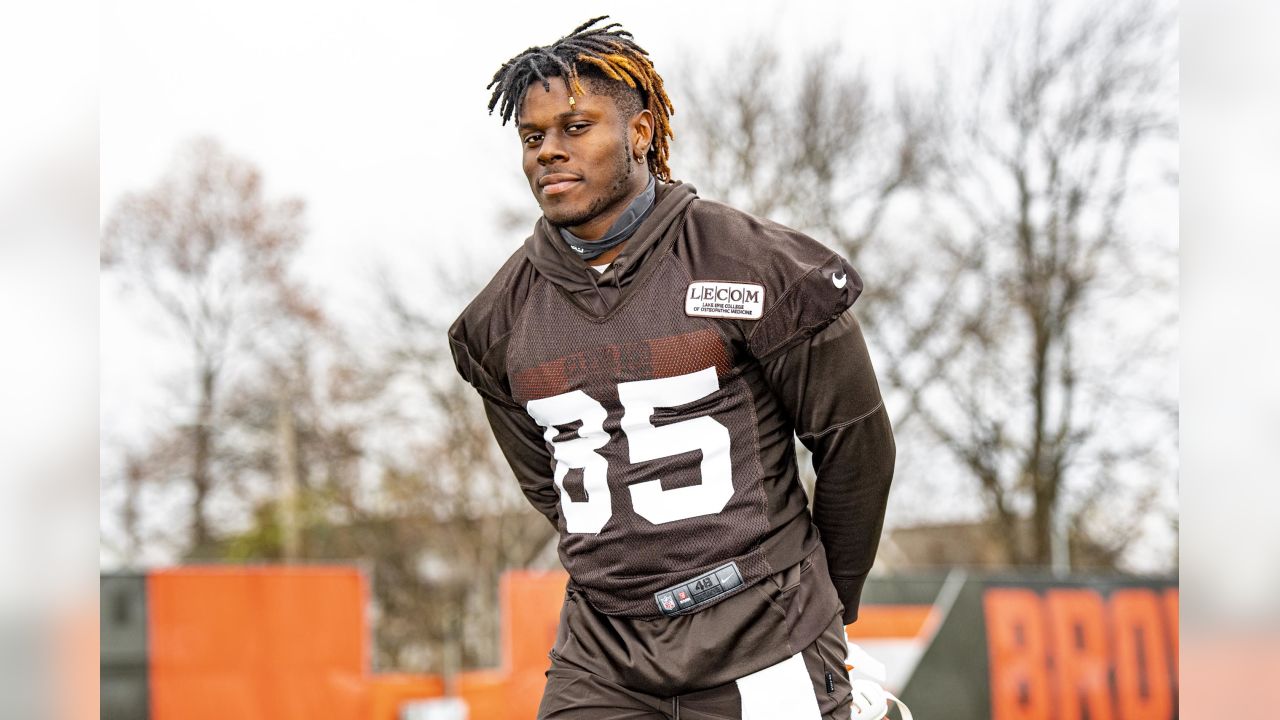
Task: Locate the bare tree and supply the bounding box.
[366,269,555,672]
[886,0,1178,567]
[673,39,933,315]
[671,38,937,505]
[101,137,313,552]
[100,427,193,565]
[214,329,383,561]
[673,1,1177,570]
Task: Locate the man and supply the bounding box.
[449,17,906,719]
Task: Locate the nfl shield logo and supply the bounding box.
[660,593,675,611]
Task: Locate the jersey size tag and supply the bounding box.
[685,281,765,320]
[654,562,744,616]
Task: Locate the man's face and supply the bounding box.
[517,76,651,240]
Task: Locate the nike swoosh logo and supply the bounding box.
[832,272,847,289]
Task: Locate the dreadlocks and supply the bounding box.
[487,16,675,182]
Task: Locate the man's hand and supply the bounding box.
[846,642,914,720]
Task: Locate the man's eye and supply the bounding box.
[523,134,542,146]
[567,123,589,132]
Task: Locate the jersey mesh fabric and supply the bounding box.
[506,255,788,616]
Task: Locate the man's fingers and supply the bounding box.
[850,679,890,719]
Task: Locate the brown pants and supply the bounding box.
[537,612,854,719]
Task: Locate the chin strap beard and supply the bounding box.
[557,175,656,261]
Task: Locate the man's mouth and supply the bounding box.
[539,173,581,196]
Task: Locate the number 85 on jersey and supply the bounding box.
[525,366,733,533]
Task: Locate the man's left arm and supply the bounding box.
[760,308,895,625]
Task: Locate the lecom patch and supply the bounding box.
[685,281,765,320]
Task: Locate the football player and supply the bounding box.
[450,17,904,719]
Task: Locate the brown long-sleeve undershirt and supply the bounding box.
[760,308,895,624]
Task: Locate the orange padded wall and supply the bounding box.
[147,566,369,720]
[498,570,569,718]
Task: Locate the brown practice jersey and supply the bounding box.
[449,182,892,629]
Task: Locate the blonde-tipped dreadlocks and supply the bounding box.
[486,16,676,182]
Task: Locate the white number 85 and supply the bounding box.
[525,366,733,533]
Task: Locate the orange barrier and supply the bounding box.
[367,674,444,719]
[457,669,511,719]
[846,604,933,639]
[147,566,371,720]
[495,570,569,718]
[143,565,567,720]
[135,565,1177,720]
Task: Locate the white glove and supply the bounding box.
[848,678,912,720]
[846,642,914,720]
[849,678,890,718]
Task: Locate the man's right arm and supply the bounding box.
[449,291,561,532]
[481,396,561,530]
[450,278,560,530]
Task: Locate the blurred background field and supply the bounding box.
[100,566,1177,719]
[95,0,1183,718]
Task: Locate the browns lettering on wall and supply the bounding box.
[985,586,1178,720]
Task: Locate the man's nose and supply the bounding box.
[538,132,568,165]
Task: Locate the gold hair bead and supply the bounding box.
[568,96,576,109]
